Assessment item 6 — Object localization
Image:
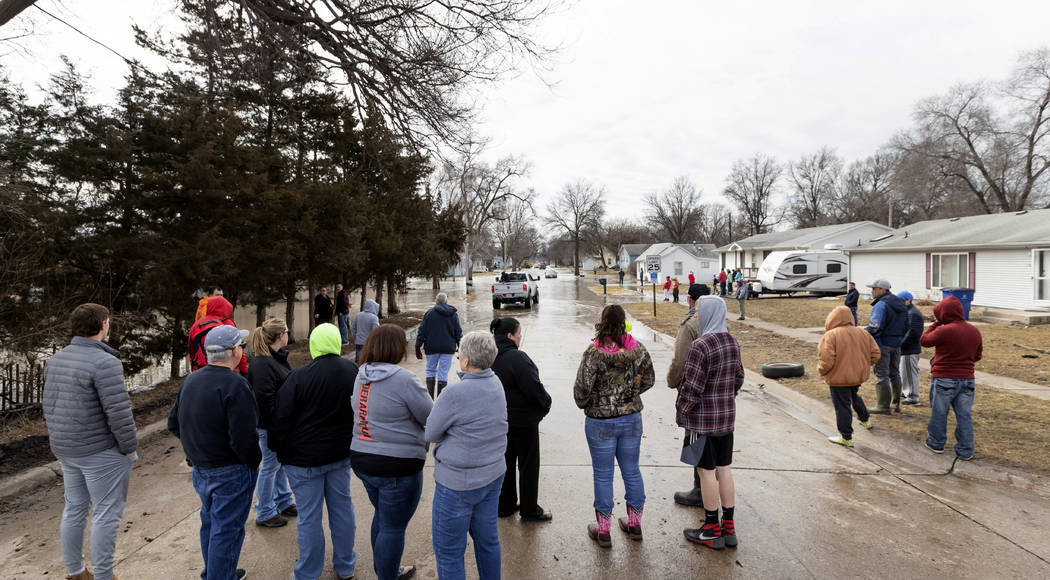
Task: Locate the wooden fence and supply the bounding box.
[0,363,45,415]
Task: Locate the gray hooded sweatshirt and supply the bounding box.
[351,363,433,460]
[697,296,729,336]
[350,300,381,346]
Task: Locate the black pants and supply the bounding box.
[499,423,541,516]
[830,386,869,439]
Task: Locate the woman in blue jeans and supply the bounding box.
[351,324,434,580]
[246,318,297,528]
[425,331,508,580]
[573,304,656,547]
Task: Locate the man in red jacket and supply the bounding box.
[188,296,249,374]
[920,296,982,460]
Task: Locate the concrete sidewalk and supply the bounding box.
[736,316,1050,402]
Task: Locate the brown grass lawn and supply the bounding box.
[623,300,1050,475]
[717,295,1050,387]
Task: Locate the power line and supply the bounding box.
[32,3,160,81]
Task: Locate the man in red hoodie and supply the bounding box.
[188,296,249,374]
[920,296,982,460]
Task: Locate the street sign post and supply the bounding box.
[646,256,661,317]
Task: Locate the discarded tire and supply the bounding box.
[761,362,805,379]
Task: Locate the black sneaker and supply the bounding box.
[280,504,298,517]
[721,519,738,548]
[236,570,247,580]
[684,524,724,550]
[956,453,975,461]
[924,441,944,454]
[673,488,703,507]
[255,515,288,528]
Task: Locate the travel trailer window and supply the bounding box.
[826,263,842,273]
[792,264,807,274]
[1036,250,1050,301]
[931,253,968,288]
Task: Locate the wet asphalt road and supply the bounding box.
[2,272,1049,578]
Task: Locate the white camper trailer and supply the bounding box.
[757,250,848,294]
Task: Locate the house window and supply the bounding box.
[701,261,710,269]
[826,263,842,273]
[1036,250,1050,301]
[792,264,807,274]
[931,253,969,288]
[674,261,683,275]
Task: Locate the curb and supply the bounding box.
[0,418,172,502]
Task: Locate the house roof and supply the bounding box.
[717,221,892,252]
[662,243,719,260]
[847,209,1050,253]
[619,244,651,260]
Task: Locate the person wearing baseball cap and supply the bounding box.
[864,279,908,414]
[169,324,259,580]
[667,282,711,507]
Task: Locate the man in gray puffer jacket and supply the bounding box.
[43,303,138,580]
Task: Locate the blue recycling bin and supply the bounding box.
[940,288,975,320]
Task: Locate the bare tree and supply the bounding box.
[437,142,531,285]
[831,152,897,225]
[490,196,539,267]
[643,176,706,242]
[603,217,656,255]
[723,154,782,236]
[898,48,1050,212]
[544,180,606,276]
[788,147,841,228]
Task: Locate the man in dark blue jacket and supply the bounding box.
[897,291,925,406]
[414,293,463,398]
[169,325,260,580]
[844,282,860,325]
[864,279,908,414]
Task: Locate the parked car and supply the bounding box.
[544,269,558,279]
[492,271,539,309]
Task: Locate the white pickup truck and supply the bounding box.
[491,271,539,309]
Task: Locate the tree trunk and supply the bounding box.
[573,235,581,277]
[307,281,316,330]
[432,275,441,290]
[374,278,384,317]
[285,278,297,344]
[464,234,474,286]
[386,276,401,315]
[360,283,368,311]
[169,315,183,380]
[256,302,266,326]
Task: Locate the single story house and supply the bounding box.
[846,209,1050,312]
[581,248,617,272]
[719,221,894,277]
[634,243,720,286]
[617,244,650,270]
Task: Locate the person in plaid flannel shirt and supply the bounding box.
[678,296,744,550]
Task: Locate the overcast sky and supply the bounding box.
[5,0,1050,221]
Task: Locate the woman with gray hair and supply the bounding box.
[414,293,463,398]
[424,331,508,579]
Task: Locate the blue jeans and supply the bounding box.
[254,429,294,521]
[584,413,645,515]
[284,458,357,580]
[354,471,423,580]
[425,353,455,382]
[432,475,504,580]
[926,378,976,457]
[192,464,258,580]
[338,314,350,345]
[59,447,134,580]
[849,306,858,325]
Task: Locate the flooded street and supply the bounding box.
[3,272,1049,578]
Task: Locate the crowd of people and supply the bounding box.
[38,272,983,580]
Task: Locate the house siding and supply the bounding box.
[848,252,929,300]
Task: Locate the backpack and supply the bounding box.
[188,317,231,371]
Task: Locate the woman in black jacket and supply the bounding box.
[490,317,553,522]
[246,318,297,528]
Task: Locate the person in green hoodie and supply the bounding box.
[270,323,360,580]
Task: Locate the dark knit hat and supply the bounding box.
[687,283,710,301]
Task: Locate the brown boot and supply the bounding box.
[587,510,612,548]
[66,570,94,580]
[617,504,643,541]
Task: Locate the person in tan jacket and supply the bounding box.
[819,306,881,447]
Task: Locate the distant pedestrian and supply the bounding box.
[246,318,296,529]
[734,281,748,320]
[425,332,508,580]
[679,297,744,550]
[663,276,672,301]
[672,277,680,303]
[335,284,352,345]
[733,269,743,284]
[195,286,223,322]
[717,269,728,296]
[44,303,138,580]
[844,282,860,325]
[898,291,925,406]
[922,296,983,460]
[350,299,381,363]
[819,306,880,448]
[667,284,711,507]
[864,280,907,414]
[574,305,656,547]
[414,293,463,398]
[688,271,695,285]
[490,317,553,523]
[618,269,625,286]
[352,324,433,580]
[270,323,359,580]
[313,287,334,326]
[168,324,259,580]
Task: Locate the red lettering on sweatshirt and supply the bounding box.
[357,382,372,441]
